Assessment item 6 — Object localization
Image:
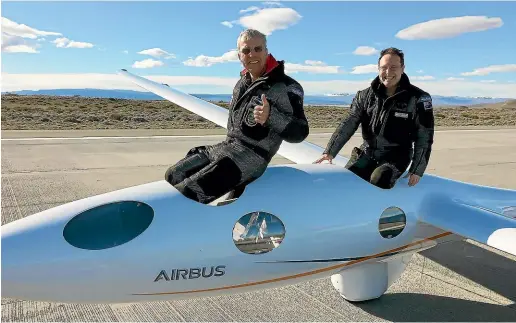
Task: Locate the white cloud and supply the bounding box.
[138,48,175,59]
[122,50,129,54]
[240,6,260,14]
[53,37,94,49]
[353,46,379,56]
[412,76,435,81]
[2,33,40,53]
[300,79,516,98]
[132,59,164,69]
[183,50,239,67]
[0,72,240,94]
[221,21,234,28]
[447,77,465,81]
[396,16,503,40]
[285,60,340,74]
[1,17,60,53]
[240,8,302,35]
[350,64,378,74]
[1,17,96,53]
[2,44,39,53]
[262,1,283,7]
[3,72,516,98]
[410,80,515,98]
[417,70,424,73]
[305,60,327,66]
[222,6,302,36]
[461,64,516,76]
[1,17,61,39]
[481,80,497,83]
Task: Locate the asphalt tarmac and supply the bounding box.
[2,128,516,322]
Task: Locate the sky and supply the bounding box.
[2,1,516,97]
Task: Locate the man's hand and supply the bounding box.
[313,154,333,164]
[254,94,270,125]
[403,173,421,186]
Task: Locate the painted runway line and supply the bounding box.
[2,128,511,142]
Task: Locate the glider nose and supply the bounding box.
[1,181,186,303]
[1,218,55,300]
[1,199,156,302]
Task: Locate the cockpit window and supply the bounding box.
[63,201,154,250]
[379,206,406,238]
[233,211,285,254]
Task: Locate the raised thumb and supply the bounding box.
[261,94,268,105]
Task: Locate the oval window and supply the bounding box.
[379,206,406,239]
[233,211,285,254]
[63,201,154,250]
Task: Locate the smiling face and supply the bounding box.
[238,36,268,80]
[378,53,405,91]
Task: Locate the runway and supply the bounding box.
[2,128,516,322]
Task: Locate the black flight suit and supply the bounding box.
[323,73,434,189]
[166,54,309,203]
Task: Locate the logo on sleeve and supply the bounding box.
[418,95,433,110]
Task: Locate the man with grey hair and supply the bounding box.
[165,28,309,204]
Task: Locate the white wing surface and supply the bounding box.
[118,69,349,166]
[419,189,516,257]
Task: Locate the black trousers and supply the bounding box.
[345,147,409,189]
[165,141,268,204]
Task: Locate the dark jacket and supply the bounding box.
[324,73,434,176]
[227,54,309,161]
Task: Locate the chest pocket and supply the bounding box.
[240,95,270,141]
[382,97,416,144]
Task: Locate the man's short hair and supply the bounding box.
[237,29,267,51]
[378,47,404,66]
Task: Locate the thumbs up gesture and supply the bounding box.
[254,94,270,125]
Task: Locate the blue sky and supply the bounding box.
[2,1,516,97]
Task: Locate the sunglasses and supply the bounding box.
[379,65,402,72]
[240,46,264,55]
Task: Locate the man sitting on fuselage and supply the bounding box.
[165,29,309,203]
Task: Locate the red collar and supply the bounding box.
[240,54,279,77]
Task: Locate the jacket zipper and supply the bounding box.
[233,79,266,109]
[229,78,266,131]
[372,89,407,154]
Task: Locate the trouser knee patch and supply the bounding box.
[186,145,208,157]
[196,157,242,198]
[346,148,378,182]
[165,151,210,185]
[370,164,397,189]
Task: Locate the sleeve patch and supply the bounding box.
[418,94,433,110]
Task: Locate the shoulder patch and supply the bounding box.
[418,94,433,110]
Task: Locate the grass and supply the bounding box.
[1,94,515,130]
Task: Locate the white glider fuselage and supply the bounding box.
[3,162,514,304]
[2,70,515,305]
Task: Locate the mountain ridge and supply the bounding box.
[2,88,512,107]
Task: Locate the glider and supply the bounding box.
[1,69,515,304]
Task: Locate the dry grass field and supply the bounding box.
[1,93,515,130]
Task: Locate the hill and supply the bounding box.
[1,94,515,131]
[2,88,512,107]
